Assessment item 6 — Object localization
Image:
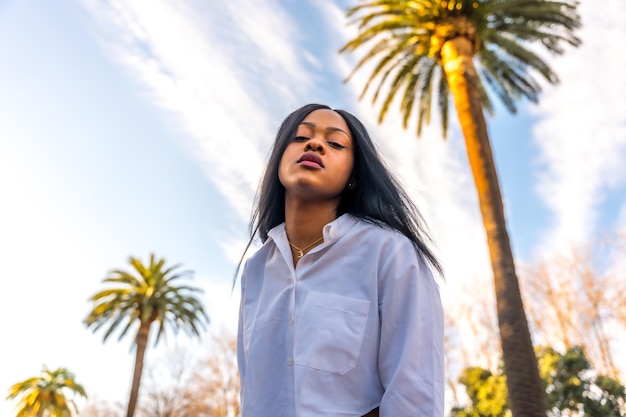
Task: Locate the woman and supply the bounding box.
[237,103,444,416]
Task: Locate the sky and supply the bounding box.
[1,0,626,414]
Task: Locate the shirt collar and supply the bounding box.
[267,213,358,245]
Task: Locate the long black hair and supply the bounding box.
[238,103,442,277]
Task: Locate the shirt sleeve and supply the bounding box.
[237,260,248,398]
[377,238,445,417]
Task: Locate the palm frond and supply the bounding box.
[417,59,439,135]
[340,0,581,135]
[380,53,425,123]
[437,72,450,137]
[84,253,209,348]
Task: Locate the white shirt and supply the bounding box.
[237,214,444,417]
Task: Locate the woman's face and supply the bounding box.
[278,109,354,204]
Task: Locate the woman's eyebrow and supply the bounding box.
[299,121,350,139]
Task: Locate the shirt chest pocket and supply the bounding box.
[295,291,371,375]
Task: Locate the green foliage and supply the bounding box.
[451,347,626,417]
[538,346,626,417]
[6,366,87,417]
[84,253,210,346]
[451,367,509,417]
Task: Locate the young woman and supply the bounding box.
[237,103,444,417]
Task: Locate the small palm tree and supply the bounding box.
[84,253,210,417]
[340,1,581,415]
[6,366,87,417]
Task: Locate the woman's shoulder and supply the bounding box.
[242,237,279,270]
[350,215,413,245]
[341,217,417,262]
[346,215,441,282]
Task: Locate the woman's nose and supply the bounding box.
[305,138,324,153]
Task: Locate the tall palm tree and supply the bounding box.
[339,1,581,415]
[84,253,210,417]
[6,366,87,417]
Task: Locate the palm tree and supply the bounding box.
[84,253,210,417]
[339,1,581,415]
[6,366,87,417]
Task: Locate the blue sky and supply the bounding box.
[1,0,625,413]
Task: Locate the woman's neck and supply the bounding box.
[283,199,337,248]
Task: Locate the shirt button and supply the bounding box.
[288,358,294,366]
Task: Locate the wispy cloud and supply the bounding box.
[79,0,312,222]
[531,0,626,254]
[522,1,626,379]
[78,0,333,265]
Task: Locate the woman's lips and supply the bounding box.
[299,160,323,168]
[297,153,324,168]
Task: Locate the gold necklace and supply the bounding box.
[288,235,324,258]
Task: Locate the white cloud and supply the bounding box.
[531,0,626,254]
[77,0,339,270]
[78,0,313,226]
[522,0,626,381]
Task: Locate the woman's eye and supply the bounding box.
[328,141,345,149]
[294,136,308,142]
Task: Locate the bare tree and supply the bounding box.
[521,237,626,380]
[136,347,201,417]
[80,398,125,417]
[522,259,579,350]
[443,278,503,409]
[189,330,240,417]
[132,330,240,417]
[442,232,626,411]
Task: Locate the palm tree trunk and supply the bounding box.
[127,321,150,417]
[440,36,547,416]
